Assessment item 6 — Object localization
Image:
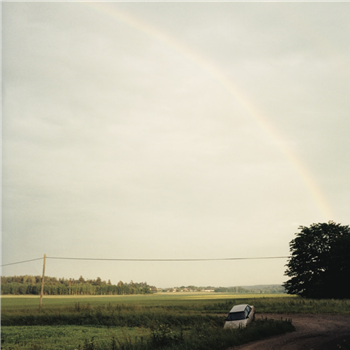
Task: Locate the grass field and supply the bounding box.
[1,293,349,350]
[1,325,153,350]
[0,293,289,309]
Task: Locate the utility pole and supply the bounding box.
[39,254,46,311]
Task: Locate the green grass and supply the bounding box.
[205,296,350,314]
[0,293,294,308]
[2,293,349,350]
[0,293,290,309]
[1,319,295,350]
[0,325,149,350]
[2,294,349,328]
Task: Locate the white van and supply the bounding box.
[223,304,255,329]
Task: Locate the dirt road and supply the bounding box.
[232,313,350,350]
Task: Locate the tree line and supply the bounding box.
[0,275,157,295]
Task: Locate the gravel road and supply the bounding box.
[230,313,350,350]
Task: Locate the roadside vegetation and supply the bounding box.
[0,319,294,350]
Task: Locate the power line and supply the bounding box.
[48,256,289,261]
[1,255,290,267]
[1,257,44,267]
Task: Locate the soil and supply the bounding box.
[230,313,350,350]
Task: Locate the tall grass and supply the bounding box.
[2,296,350,327]
[0,325,149,350]
[0,293,289,310]
[75,319,295,350]
[2,295,349,350]
[204,297,350,314]
[1,319,295,350]
[1,305,222,327]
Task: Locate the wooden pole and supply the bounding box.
[39,254,46,311]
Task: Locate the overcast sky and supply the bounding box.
[2,2,350,288]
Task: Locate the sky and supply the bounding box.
[2,2,350,288]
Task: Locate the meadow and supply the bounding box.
[2,293,349,350]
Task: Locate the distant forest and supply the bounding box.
[0,276,157,295]
[1,275,285,295]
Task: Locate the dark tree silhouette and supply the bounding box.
[284,221,350,299]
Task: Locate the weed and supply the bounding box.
[149,323,184,348]
[82,337,96,350]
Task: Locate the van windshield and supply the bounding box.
[227,312,245,321]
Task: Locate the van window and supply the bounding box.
[227,312,245,321]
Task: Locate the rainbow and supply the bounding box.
[84,2,333,220]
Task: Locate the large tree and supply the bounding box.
[284,221,350,299]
